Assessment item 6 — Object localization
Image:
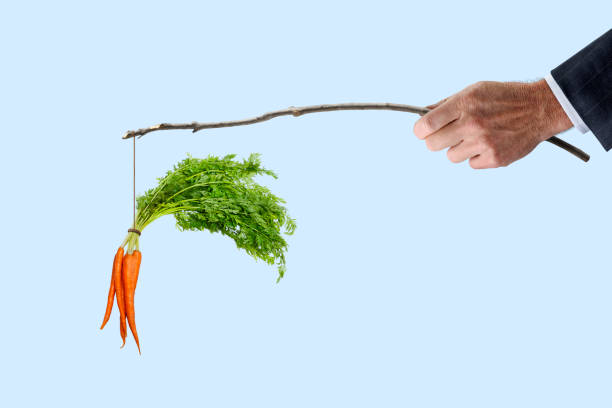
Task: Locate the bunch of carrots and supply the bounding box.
[100,154,295,353]
[100,231,142,353]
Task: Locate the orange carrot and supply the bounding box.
[123,250,142,353]
[116,252,129,348]
[100,247,124,330]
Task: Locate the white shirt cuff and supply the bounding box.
[544,74,590,134]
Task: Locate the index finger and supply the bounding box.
[413,98,460,140]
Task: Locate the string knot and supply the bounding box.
[128,228,141,236]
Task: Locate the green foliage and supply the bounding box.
[134,153,296,281]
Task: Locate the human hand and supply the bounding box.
[413,80,573,169]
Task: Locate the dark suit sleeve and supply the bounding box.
[551,29,612,150]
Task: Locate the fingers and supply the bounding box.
[417,115,487,166]
[414,98,460,139]
[469,154,494,169]
[446,139,480,163]
[423,119,463,152]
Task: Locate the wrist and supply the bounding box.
[528,79,573,141]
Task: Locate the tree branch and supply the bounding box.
[122,102,589,162]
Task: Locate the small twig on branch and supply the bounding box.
[121,102,589,162]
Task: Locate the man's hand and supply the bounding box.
[413,80,573,169]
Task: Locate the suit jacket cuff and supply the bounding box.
[544,74,590,134]
[550,29,612,151]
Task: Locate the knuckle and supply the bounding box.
[467,82,483,95]
[461,82,489,109]
[473,81,493,92]
[474,80,490,89]
[472,81,485,90]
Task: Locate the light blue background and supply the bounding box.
[1,1,611,407]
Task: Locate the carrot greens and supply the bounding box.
[121,153,296,282]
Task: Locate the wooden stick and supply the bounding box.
[122,102,589,162]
